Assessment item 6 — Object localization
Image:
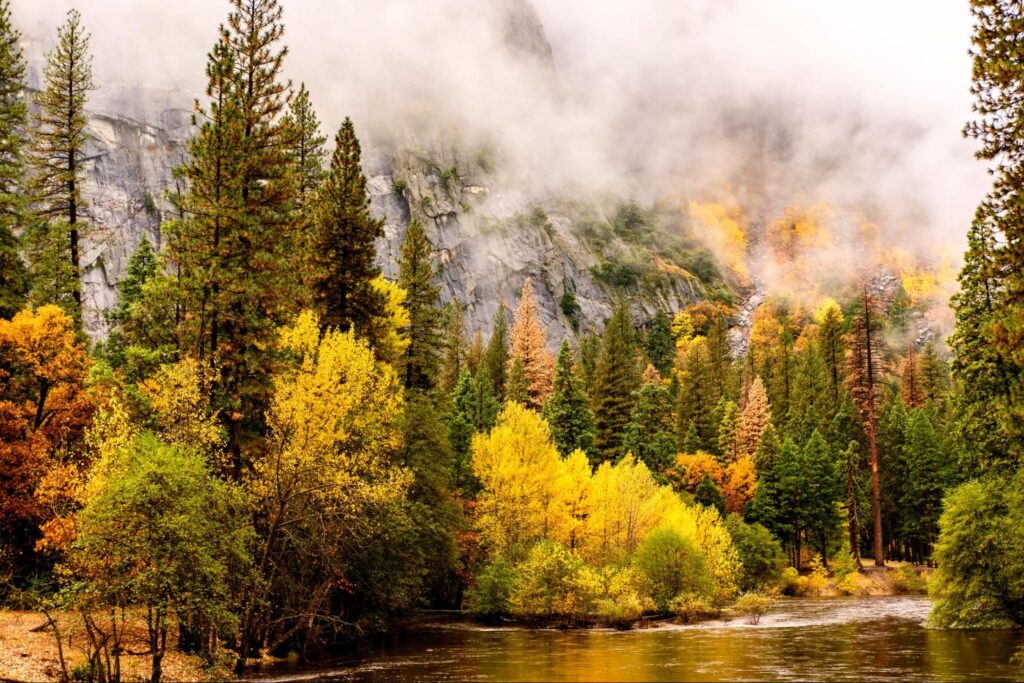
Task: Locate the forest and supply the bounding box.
[1,0,1023,681]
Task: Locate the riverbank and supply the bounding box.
[0,610,229,683]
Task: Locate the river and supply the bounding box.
[245,597,1024,682]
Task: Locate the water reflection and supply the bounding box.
[246,597,1024,682]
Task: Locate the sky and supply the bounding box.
[13,0,990,282]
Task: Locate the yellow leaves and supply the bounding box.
[671,311,694,350]
[765,203,833,260]
[813,297,844,326]
[255,310,407,527]
[371,275,411,367]
[688,200,748,282]
[139,357,223,454]
[722,456,758,514]
[670,451,724,491]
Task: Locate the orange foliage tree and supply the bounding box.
[507,279,554,409]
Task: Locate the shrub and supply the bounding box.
[669,593,720,624]
[594,567,651,627]
[634,527,713,610]
[724,514,784,591]
[779,567,802,596]
[890,566,927,595]
[508,541,583,618]
[467,558,516,617]
[805,554,831,596]
[734,592,775,625]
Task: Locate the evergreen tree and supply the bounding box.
[817,302,846,414]
[901,409,948,565]
[749,424,783,533]
[438,302,468,397]
[675,339,716,451]
[27,9,94,323]
[735,376,771,460]
[447,369,497,492]
[716,399,739,463]
[643,310,675,377]
[0,0,27,319]
[482,306,509,400]
[623,374,677,472]
[847,283,886,566]
[919,341,950,404]
[694,476,725,515]
[543,341,595,459]
[591,299,640,462]
[801,429,843,562]
[168,0,299,466]
[103,237,158,368]
[310,118,385,338]
[397,220,441,390]
[282,81,326,290]
[576,332,601,395]
[506,357,530,406]
[507,279,554,408]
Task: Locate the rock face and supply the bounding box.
[57,0,708,344]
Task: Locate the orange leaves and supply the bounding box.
[507,279,555,409]
[669,452,724,492]
[722,457,758,514]
[687,200,748,282]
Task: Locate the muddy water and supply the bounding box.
[245,597,1024,682]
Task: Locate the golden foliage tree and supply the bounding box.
[507,279,554,409]
[735,376,771,460]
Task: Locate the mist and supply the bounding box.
[13,0,989,306]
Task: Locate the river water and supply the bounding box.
[245,597,1024,682]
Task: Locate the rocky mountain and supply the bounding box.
[28,0,717,343]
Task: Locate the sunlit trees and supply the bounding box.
[241,311,408,658]
[592,299,639,461]
[26,9,95,323]
[507,279,554,408]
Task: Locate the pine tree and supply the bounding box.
[103,237,158,368]
[817,302,846,413]
[506,357,530,406]
[576,332,601,395]
[919,341,950,404]
[900,343,925,409]
[507,279,554,409]
[675,338,716,451]
[902,409,948,565]
[168,0,299,466]
[623,375,677,472]
[438,302,468,397]
[282,81,326,290]
[591,299,640,462]
[847,283,886,566]
[27,9,95,324]
[447,369,498,492]
[735,376,771,460]
[0,0,27,319]
[716,399,739,463]
[643,310,675,377]
[543,340,595,459]
[801,429,843,561]
[397,220,441,390]
[310,118,385,338]
[749,424,784,538]
[482,306,509,400]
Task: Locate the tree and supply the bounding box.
[283,82,325,234]
[675,338,717,452]
[0,0,28,319]
[448,368,499,491]
[900,343,925,409]
[800,429,842,562]
[27,9,95,323]
[734,376,771,460]
[103,238,158,369]
[643,310,675,377]
[310,118,385,339]
[507,279,554,408]
[168,0,299,466]
[622,373,676,472]
[901,409,949,564]
[69,433,252,682]
[482,306,509,400]
[716,400,739,462]
[543,341,595,458]
[816,299,846,415]
[438,302,468,397]
[847,283,886,566]
[397,220,441,390]
[722,456,758,515]
[592,300,640,462]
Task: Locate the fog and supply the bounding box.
[13,0,989,302]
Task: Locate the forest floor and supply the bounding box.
[0,610,227,683]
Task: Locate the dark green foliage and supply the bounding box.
[799,429,843,561]
[310,118,385,339]
[559,287,580,332]
[543,341,595,458]
[398,220,442,390]
[576,332,601,395]
[591,300,640,462]
[900,409,950,563]
[749,425,782,532]
[0,0,27,319]
[643,310,675,377]
[448,369,499,492]
[506,357,530,406]
[623,379,677,472]
[466,557,516,617]
[438,302,468,397]
[724,514,784,591]
[103,237,158,369]
[482,306,509,400]
[694,476,725,515]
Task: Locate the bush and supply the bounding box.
[466,558,516,617]
[669,593,720,624]
[734,592,775,625]
[508,541,584,618]
[890,566,927,595]
[779,567,803,596]
[805,554,831,596]
[634,527,713,610]
[724,514,784,591]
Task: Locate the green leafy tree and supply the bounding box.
[591,300,640,462]
[543,340,595,458]
[438,302,468,397]
[310,117,385,339]
[724,514,784,591]
[901,409,949,565]
[27,9,95,323]
[0,0,28,319]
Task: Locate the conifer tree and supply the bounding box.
[310,118,385,338]
[643,310,675,377]
[397,220,441,390]
[591,299,640,462]
[103,237,157,368]
[623,373,677,472]
[168,0,299,464]
[817,302,846,414]
[675,339,716,451]
[900,343,925,409]
[543,340,595,459]
[439,302,468,397]
[749,424,783,538]
[576,332,601,395]
[919,342,949,404]
[847,283,886,566]
[801,429,843,561]
[0,0,27,319]
[448,369,498,491]
[482,306,509,400]
[27,9,94,323]
[282,81,326,288]
[902,409,948,564]
[735,376,771,460]
[507,279,554,408]
[716,399,739,463]
[506,357,530,406]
